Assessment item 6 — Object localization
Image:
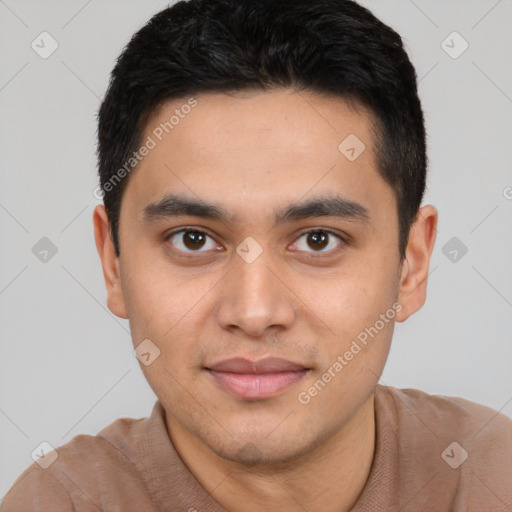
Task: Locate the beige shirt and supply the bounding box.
[2,385,511,511]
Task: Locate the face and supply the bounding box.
[94,88,429,465]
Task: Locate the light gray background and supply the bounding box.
[1,0,511,499]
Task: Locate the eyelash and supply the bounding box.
[164,227,349,258]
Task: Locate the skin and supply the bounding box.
[93,88,437,511]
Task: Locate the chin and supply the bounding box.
[208,435,311,467]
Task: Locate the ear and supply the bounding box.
[395,204,438,322]
[93,204,128,319]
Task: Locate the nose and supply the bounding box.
[214,246,297,338]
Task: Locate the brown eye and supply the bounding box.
[183,231,206,250]
[294,229,345,254]
[307,231,329,251]
[167,229,217,253]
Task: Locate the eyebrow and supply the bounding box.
[143,193,370,228]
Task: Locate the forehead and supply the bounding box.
[121,89,395,229]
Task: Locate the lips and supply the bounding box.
[205,357,310,400]
[207,357,307,374]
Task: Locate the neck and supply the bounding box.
[166,392,376,512]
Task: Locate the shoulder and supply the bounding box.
[1,405,161,512]
[373,385,512,510]
[376,384,512,441]
[1,465,73,511]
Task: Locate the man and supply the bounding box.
[2,0,511,510]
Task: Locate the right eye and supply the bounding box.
[165,229,220,254]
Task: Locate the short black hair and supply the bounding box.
[97,0,427,260]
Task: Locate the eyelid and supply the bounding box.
[291,227,348,255]
[165,226,219,241]
[164,226,349,255]
[295,227,349,244]
[165,226,222,254]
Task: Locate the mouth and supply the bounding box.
[204,357,311,400]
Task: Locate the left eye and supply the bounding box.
[293,229,344,253]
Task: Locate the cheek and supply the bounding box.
[122,259,214,367]
[302,270,397,415]
[327,264,396,322]
[120,251,187,340]
[317,254,399,352]
[124,268,208,397]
